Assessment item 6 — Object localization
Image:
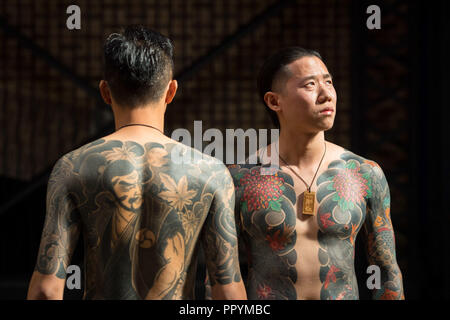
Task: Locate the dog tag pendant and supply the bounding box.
[302,191,315,215]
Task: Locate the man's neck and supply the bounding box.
[277,128,326,169]
[113,104,165,133]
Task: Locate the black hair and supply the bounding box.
[257,47,322,128]
[103,25,174,108]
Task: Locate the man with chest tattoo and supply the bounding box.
[27,25,246,300]
[229,47,404,300]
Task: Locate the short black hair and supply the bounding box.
[103,25,174,108]
[257,47,322,128]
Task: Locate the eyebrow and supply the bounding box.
[299,73,333,82]
[119,181,134,187]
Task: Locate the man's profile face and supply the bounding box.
[112,170,143,211]
[276,56,337,133]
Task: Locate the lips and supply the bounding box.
[319,107,334,114]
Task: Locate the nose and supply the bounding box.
[317,84,334,104]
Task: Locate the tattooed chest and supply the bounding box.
[315,158,373,241]
[236,154,376,242]
[236,169,297,253]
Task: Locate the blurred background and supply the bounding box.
[0,0,448,299]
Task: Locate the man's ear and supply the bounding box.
[99,80,113,105]
[264,91,281,112]
[165,80,178,104]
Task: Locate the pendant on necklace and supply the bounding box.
[302,191,316,215]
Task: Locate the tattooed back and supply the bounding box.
[39,133,236,299]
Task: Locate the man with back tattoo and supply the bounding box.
[27,25,246,300]
[228,47,404,300]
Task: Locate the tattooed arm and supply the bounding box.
[363,163,404,300]
[204,164,249,300]
[27,156,81,300]
[201,167,247,300]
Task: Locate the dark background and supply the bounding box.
[0,0,448,300]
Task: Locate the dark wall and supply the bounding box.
[352,0,450,299]
[411,0,450,299]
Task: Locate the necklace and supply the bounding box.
[277,142,327,216]
[117,123,163,134]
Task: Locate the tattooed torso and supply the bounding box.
[229,142,403,300]
[36,135,240,299]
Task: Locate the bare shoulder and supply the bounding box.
[327,141,381,166]
[325,141,386,181]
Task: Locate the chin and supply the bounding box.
[322,117,334,131]
[316,119,335,132]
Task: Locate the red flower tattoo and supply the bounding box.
[320,213,336,229]
[332,166,371,209]
[380,288,399,300]
[257,284,273,299]
[324,265,340,289]
[240,170,285,211]
[336,285,353,300]
[265,229,291,251]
